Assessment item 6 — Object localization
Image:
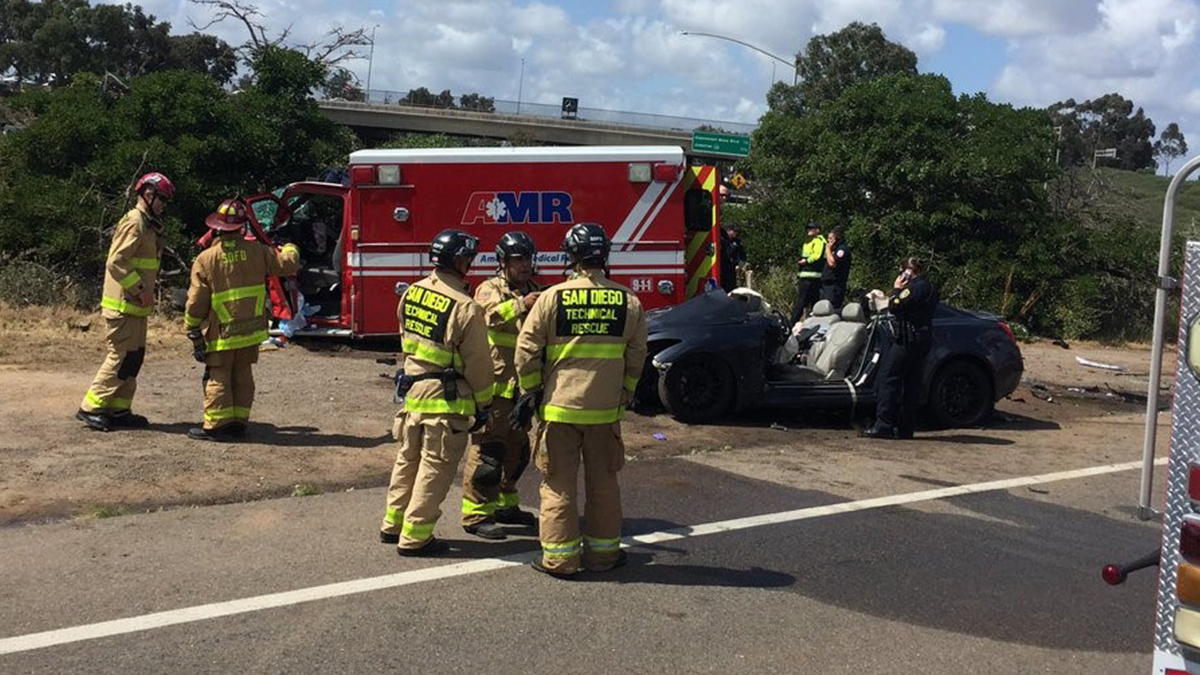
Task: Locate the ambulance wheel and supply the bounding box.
[658,355,733,424]
[927,360,993,428]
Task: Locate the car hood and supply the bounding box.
[648,291,759,332]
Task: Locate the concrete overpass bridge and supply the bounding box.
[317,92,756,157]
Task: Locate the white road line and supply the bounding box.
[0,458,1163,656]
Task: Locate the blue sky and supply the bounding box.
[139,0,1200,166]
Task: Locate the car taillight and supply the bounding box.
[998,320,1016,344]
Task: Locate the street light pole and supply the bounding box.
[517,57,525,114]
[365,24,379,99]
[679,30,798,85]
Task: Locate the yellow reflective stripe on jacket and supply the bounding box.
[206,329,268,352]
[462,497,497,516]
[487,330,517,348]
[539,404,624,425]
[495,298,519,323]
[624,375,639,392]
[118,271,142,289]
[101,296,153,317]
[541,538,582,558]
[519,371,542,390]
[494,381,517,399]
[131,257,160,270]
[401,520,435,542]
[184,314,204,329]
[474,385,494,407]
[498,491,519,508]
[401,338,465,369]
[404,396,476,416]
[546,342,626,361]
[211,284,266,323]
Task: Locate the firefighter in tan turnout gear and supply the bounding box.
[77,172,175,432]
[183,199,300,441]
[460,231,543,539]
[513,223,648,578]
[380,229,495,557]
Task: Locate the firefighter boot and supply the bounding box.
[464,521,507,540]
[397,537,450,558]
[187,426,240,442]
[76,410,113,432]
[494,507,538,527]
[109,412,150,429]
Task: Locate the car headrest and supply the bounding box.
[811,300,834,317]
[841,302,866,322]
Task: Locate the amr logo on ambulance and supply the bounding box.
[461,191,574,225]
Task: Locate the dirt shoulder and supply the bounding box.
[0,314,1178,524]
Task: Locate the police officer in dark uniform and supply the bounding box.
[863,257,939,440]
[820,227,851,309]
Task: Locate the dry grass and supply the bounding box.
[0,301,191,367]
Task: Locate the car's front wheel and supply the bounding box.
[658,355,734,424]
[927,360,994,428]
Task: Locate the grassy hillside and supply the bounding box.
[1095,167,1200,239]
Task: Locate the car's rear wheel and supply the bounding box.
[658,355,734,424]
[927,360,993,428]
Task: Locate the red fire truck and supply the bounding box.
[245,146,724,337]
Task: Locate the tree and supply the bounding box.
[1048,94,1157,171]
[0,48,354,298]
[792,22,917,112]
[399,87,456,109]
[0,0,236,86]
[744,73,1102,334]
[188,0,369,66]
[323,67,365,102]
[458,92,495,113]
[1155,122,1189,176]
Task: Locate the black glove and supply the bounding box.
[186,329,206,364]
[469,407,489,433]
[510,389,543,430]
[471,441,505,489]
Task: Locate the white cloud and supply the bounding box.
[124,0,1200,157]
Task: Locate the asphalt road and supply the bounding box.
[0,451,1164,674]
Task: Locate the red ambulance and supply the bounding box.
[247,146,724,337]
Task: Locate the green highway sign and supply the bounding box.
[691,131,751,157]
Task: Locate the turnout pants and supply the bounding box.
[81,314,147,414]
[382,412,471,550]
[875,336,932,435]
[536,421,625,574]
[819,282,846,309]
[461,396,532,527]
[791,277,822,325]
[202,346,258,430]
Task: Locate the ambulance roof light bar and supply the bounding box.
[1140,153,1200,521]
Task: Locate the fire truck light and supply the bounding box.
[1182,518,1200,565]
[657,280,674,295]
[1180,563,1200,607]
[1189,463,1200,503]
[628,163,651,183]
[350,165,376,185]
[378,165,401,185]
[653,164,680,182]
[1177,607,1200,650]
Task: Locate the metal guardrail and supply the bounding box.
[320,88,756,136]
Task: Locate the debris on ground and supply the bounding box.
[1076,356,1125,372]
[1030,383,1055,403]
[652,433,667,441]
[770,423,789,431]
[1052,339,1070,349]
[376,357,398,366]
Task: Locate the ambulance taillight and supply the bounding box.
[1189,463,1200,502]
[350,165,375,185]
[653,164,680,182]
